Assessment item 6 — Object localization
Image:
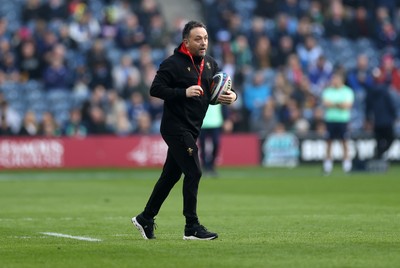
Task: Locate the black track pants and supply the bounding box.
[144,133,202,225]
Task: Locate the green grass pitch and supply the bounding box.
[1,165,399,268]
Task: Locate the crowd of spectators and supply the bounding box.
[0,0,399,139]
[199,0,400,138]
[0,0,170,137]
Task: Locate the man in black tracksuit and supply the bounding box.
[365,80,397,159]
[132,21,237,240]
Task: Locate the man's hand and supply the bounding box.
[217,90,236,105]
[186,85,204,97]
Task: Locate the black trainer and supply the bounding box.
[183,224,218,240]
[131,213,156,240]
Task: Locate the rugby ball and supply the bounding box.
[210,72,232,105]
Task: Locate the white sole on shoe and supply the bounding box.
[183,235,218,240]
[131,217,149,240]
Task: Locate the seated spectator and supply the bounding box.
[272,13,296,44]
[81,84,107,125]
[0,52,20,82]
[104,90,128,131]
[37,30,59,62]
[372,54,400,116]
[110,0,135,23]
[146,14,169,49]
[271,35,295,68]
[307,55,333,98]
[0,98,17,136]
[63,108,88,137]
[69,8,101,50]
[112,54,140,94]
[323,1,350,40]
[86,106,112,135]
[39,111,60,136]
[121,72,146,100]
[137,0,162,36]
[346,54,374,93]
[308,106,326,137]
[375,20,399,55]
[100,6,119,41]
[127,91,149,131]
[230,34,252,71]
[133,111,154,135]
[115,12,146,50]
[40,0,69,23]
[86,39,113,88]
[272,71,294,108]
[278,0,306,19]
[252,35,273,70]
[250,100,278,138]
[114,109,133,136]
[0,113,13,136]
[348,5,375,40]
[137,55,157,99]
[373,54,400,93]
[71,63,91,104]
[254,0,278,20]
[17,40,44,81]
[277,98,305,132]
[226,13,245,40]
[58,23,78,51]
[243,71,272,121]
[294,15,314,44]
[148,96,163,132]
[86,39,110,71]
[284,53,304,88]
[296,34,322,70]
[291,76,314,113]
[42,56,72,90]
[21,0,43,25]
[19,110,39,136]
[307,0,324,36]
[0,98,22,134]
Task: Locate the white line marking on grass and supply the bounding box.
[113,234,130,237]
[40,232,102,242]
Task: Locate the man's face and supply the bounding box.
[331,74,342,88]
[185,27,208,57]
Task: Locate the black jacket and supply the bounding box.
[150,43,219,137]
[365,83,397,128]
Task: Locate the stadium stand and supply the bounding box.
[0,0,399,138]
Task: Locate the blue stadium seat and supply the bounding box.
[47,88,72,106]
[22,80,44,92]
[1,82,21,103]
[46,89,73,122]
[25,87,46,103]
[9,100,26,117]
[107,47,122,65]
[29,100,49,122]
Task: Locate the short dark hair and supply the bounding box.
[182,21,206,40]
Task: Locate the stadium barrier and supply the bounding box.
[2,134,398,169]
[0,134,260,169]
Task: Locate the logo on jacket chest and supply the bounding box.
[186,62,211,72]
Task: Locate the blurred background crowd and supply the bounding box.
[0,0,399,138]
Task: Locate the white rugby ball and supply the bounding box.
[210,72,232,105]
